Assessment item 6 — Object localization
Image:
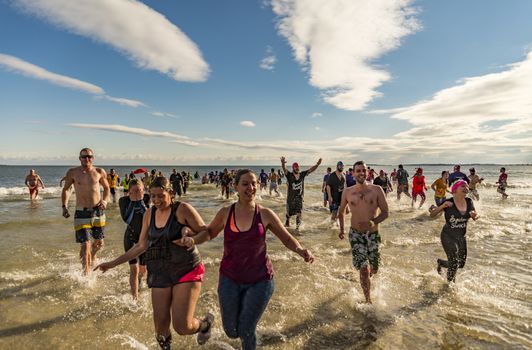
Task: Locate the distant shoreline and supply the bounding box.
[1,163,531,167]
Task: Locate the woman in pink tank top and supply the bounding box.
[187,169,314,350]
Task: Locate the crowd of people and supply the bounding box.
[23,148,511,349]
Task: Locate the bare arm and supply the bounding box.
[326,184,333,203]
[261,207,314,263]
[306,158,322,174]
[61,170,75,217]
[37,176,45,188]
[373,187,389,225]
[430,180,437,192]
[98,169,110,205]
[280,156,288,175]
[185,206,228,246]
[95,208,151,272]
[430,201,452,217]
[338,190,349,239]
[177,202,208,233]
[24,176,30,187]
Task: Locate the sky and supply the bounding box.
[0,0,531,165]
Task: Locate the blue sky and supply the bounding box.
[1,0,531,165]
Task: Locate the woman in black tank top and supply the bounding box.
[95,177,214,349]
[430,179,479,282]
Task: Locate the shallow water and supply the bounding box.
[0,165,531,349]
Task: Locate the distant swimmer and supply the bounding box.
[396,164,411,200]
[107,168,120,203]
[220,168,232,199]
[411,168,427,208]
[281,156,322,233]
[326,161,346,224]
[390,168,397,189]
[322,167,332,207]
[430,180,479,283]
[188,169,314,350]
[169,169,183,198]
[448,165,470,185]
[268,168,280,196]
[25,169,45,200]
[338,161,389,304]
[61,148,110,275]
[259,169,268,192]
[277,169,283,185]
[121,173,132,194]
[430,171,449,209]
[95,177,214,348]
[118,179,150,300]
[468,168,484,200]
[496,167,509,199]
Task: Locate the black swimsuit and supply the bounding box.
[145,202,201,288]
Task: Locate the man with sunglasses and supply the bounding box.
[61,148,110,275]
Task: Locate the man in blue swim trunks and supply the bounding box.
[339,161,389,304]
[62,148,110,275]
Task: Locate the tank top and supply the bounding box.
[220,204,274,284]
[145,202,201,274]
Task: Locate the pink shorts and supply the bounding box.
[178,263,205,284]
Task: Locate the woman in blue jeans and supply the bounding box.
[186,169,314,349]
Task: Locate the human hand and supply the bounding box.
[443,201,453,208]
[297,248,314,263]
[97,200,107,210]
[93,261,113,273]
[173,236,195,251]
[62,207,70,218]
[339,231,345,240]
[470,211,479,220]
[317,158,322,165]
[280,156,286,164]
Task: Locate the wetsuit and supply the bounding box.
[119,194,150,265]
[169,172,183,196]
[217,204,274,350]
[438,197,475,282]
[144,203,202,288]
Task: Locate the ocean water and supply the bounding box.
[0,164,530,350]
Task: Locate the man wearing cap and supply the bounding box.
[468,168,484,200]
[448,165,470,186]
[327,161,346,224]
[281,156,322,233]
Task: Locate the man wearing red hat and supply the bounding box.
[281,156,322,233]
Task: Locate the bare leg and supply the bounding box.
[360,266,372,304]
[80,242,91,275]
[419,195,426,208]
[152,287,172,338]
[91,239,103,266]
[129,264,140,300]
[171,282,203,335]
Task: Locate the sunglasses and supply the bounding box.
[80,155,94,159]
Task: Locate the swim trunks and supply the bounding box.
[348,228,381,271]
[74,207,106,243]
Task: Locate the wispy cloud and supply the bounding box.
[68,123,200,146]
[0,53,147,108]
[151,111,179,119]
[270,0,420,111]
[0,53,103,94]
[260,46,277,71]
[311,112,323,118]
[13,0,210,82]
[240,120,256,127]
[101,95,147,108]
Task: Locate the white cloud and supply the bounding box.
[240,120,256,127]
[151,111,179,119]
[311,112,323,118]
[270,0,420,111]
[13,0,210,82]
[102,95,147,108]
[260,46,277,71]
[68,123,200,146]
[0,53,149,108]
[0,53,103,94]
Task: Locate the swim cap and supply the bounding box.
[451,179,468,194]
[292,162,299,169]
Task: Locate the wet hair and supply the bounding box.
[441,171,448,176]
[235,169,255,185]
[501,167,506,171]
[129,179,142,187]
[149,176,172,193]
[271,168,275,172]
[353,160,366,168]
[79,147,93,156]
[398,164,403,169]
[327,167,332,172]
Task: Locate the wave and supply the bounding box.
[0,186,65,198]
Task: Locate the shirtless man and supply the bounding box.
[268,168,280,196]
[338,161,389,304]
[25,169,45,200]
[61,148,110,275]
[468,168,484,201]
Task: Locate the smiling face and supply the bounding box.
[235,171,257,202]
[79,149,94,168]
[149,187,171,209]
[454,182,469,195]
[354,163,367,184]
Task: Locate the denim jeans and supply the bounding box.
[218,274,275,350]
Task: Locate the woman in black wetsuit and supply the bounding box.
[95,177,213,349]
[430,179,479,282]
